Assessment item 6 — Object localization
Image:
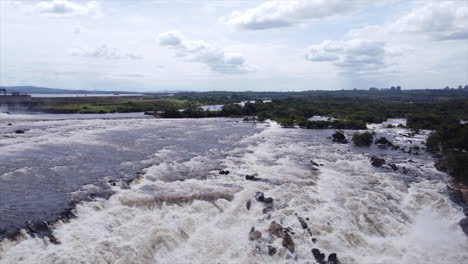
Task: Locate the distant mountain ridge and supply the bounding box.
[0,86,145,94]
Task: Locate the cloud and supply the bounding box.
[389,1,468,40]
[305,39,405,74]
[69,44,143,60]
[225,0,381,30]
[30,0,101,17]
[157,31,253,74]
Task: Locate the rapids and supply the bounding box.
[0,114,467,264]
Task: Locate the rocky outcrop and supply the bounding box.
[14,129,25,134]
[370,156,385,167]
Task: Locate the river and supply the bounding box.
[0,113,467,263]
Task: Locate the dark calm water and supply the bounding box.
[0,115,260,239]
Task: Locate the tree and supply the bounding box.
[352,132,374,146]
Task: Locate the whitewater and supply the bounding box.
[0,113,467,264]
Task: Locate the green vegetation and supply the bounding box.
[352,132,374,147]
[332,131,348,144]
[426,124,468,181]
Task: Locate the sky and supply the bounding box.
[0,0,467,92]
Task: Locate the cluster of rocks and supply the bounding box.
[246,191,340,263]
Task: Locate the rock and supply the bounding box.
[263,197,273,204]
[459,217,468,236]
[219,170,230,175]
[297,216,308,230]
[249,230,262,241]
[389,163,398,171]
[263,205,274,214]
[255,192,265,202]
[370,156,385,167]
[14,129,25,134]
[282,233,295,253]
[246,175,258,181]
[246,199,251,210]
[269,221,284,238]
[310,160,319,166]
[7,123,12,126]
[311,238,317,243]
[268,245,277,256]
[328,253,340,264]
[311,248,325,263]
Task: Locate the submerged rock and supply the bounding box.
[246,175,259,181]
[370,156,385,167]
[14,129,25,134]
[459,217,468,236]
[389,163,398,171]
[219,170,230,175]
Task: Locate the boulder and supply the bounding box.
[246,175,258,181]
[389,163,398,171]
[219,170,230,175]
[297,216,308,230]
[328,253,340,264]
[263,197,273,204]
[459,217,468,236]
[246,199,251,210]
[14,129,25,134]
[249,230,262,241]
[268,246,277,256]
[269,221,284,238]
[370,156,385,167]
[311,248,325,263]
[282,233,295,253]
[255,192,265,202]
[310,160,319,166]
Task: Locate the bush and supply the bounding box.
[278,118,295,128]
[331,120,367,129]
[332,131,348,143]
[352,132,374,146]
[406,113,458,130]
[346,111,386,123]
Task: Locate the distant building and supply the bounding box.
[369,87,378,91]
[464,85,468,90]
[458,85,463,90]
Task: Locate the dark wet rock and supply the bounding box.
[26,220,59,244]
[328,253,340,264]
[297,216,308,230]
[255,192,265,202]
[263,205,274,214]
[434,157,448,172]
[389,163,398,171]
[402,167,409,174]
[7,123,12,126]
[310,160,319,166]
[370,156,385,167]
[459,217,468,236]
[246,199,252,210]
[448,187,465,205]
[246,175,259,181]
[311,237,317,243]
[14,129,25,134]
[263,197,273,204]
[268,245,277,256]
[249,230,262,241]
[282,233,295,253]
[219,170,230,175]
[311,248,326,263]
[269,221,284,238]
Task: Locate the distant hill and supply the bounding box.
[0,86,145,94]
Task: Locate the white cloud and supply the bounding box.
[157,31,254,74]
[69,44,143,60]
[305,39,405,75]
[225,0,381,30]
[389,1,468,40]
[30,0,101,17]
